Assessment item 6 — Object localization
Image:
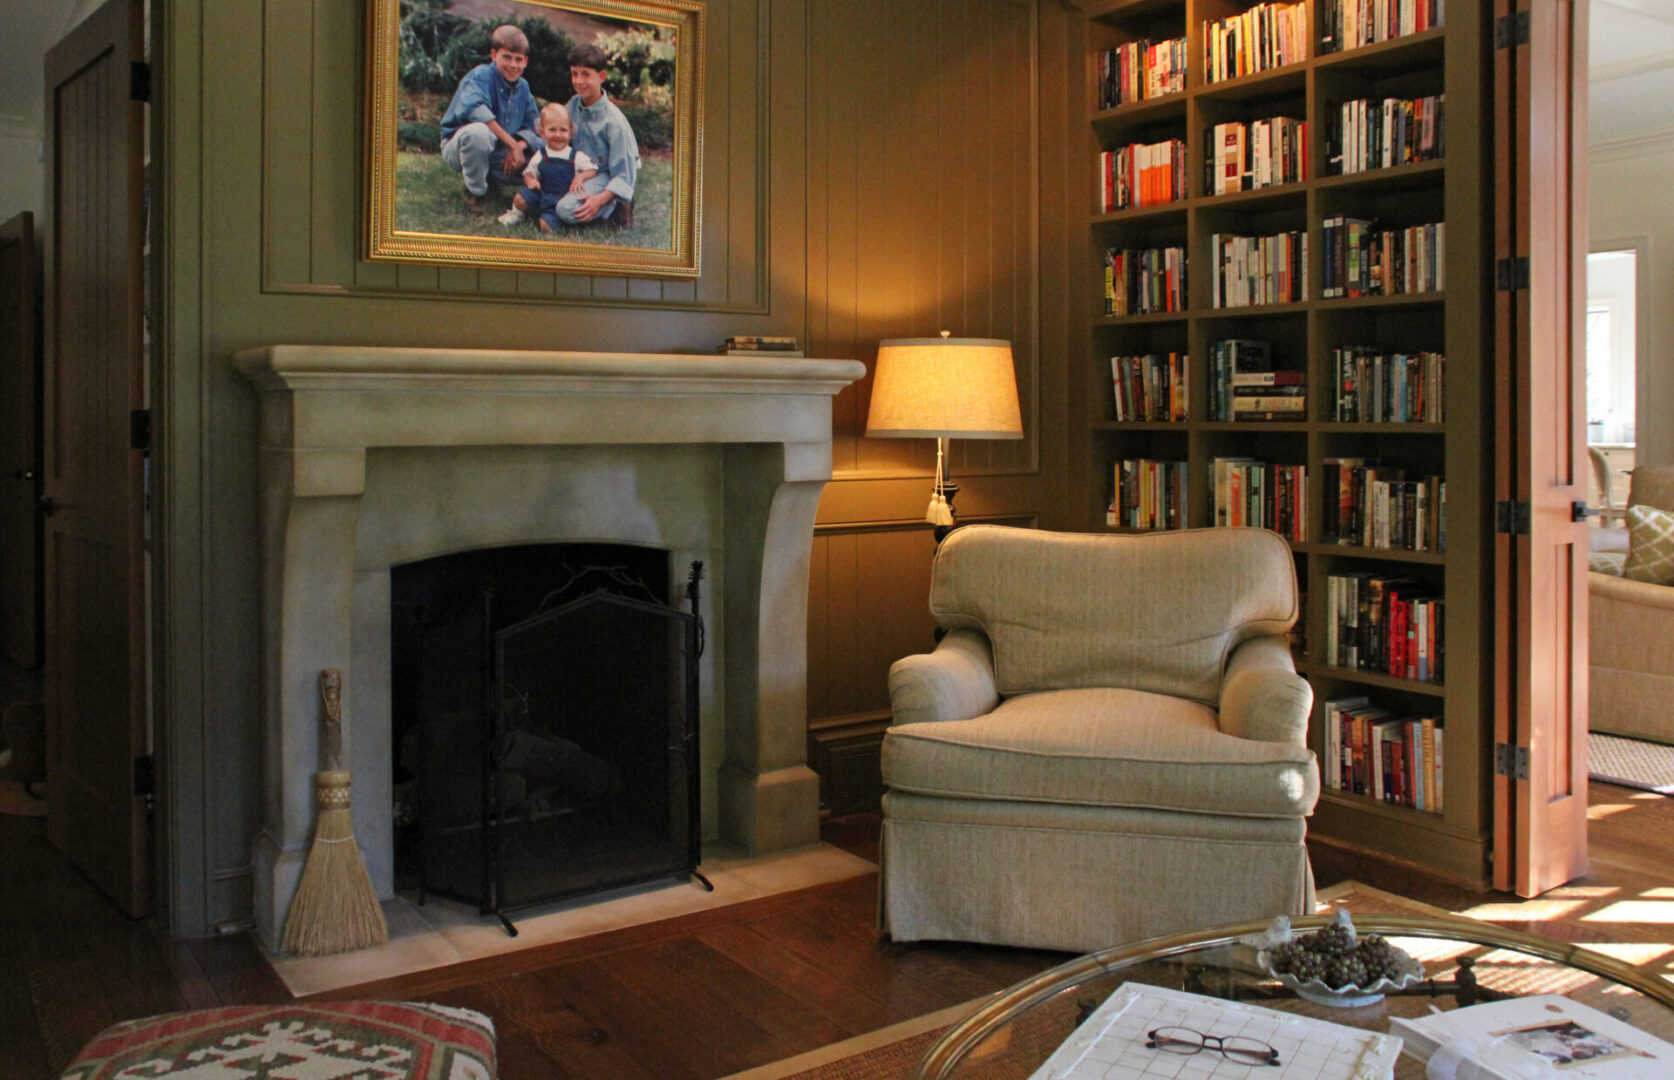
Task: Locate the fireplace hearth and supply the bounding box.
[392,545,706,933]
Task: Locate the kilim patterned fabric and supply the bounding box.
[1622,504,1674,585]
[59,1001,495,1080]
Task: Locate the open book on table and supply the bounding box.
[1027,983,1402,1080]
[1390,994,1674,1079]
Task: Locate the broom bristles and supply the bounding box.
[280,772,388,956]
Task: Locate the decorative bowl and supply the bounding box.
[1255,945,1426,1007]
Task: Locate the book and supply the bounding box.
[1025,983,1401,1080]
[1390,994,1674,1078]
[722,349,804,357]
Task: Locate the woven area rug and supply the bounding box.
[716,883,1443,1080]
[1589,731,1674,795]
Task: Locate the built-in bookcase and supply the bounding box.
[1074,0,1491,882]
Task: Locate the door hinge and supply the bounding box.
[130,61,150,103]
[130,408,151,450]
[1495,500,1531,535]
[1495,11,1530,49]
[1495,256,1531,291]
[133,754,156,797]
[1494,743,1530,780]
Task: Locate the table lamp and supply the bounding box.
[865,332,1023,541]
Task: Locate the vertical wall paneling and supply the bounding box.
[802,1,1063,815]
[263,0,312,287]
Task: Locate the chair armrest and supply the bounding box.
[1218,635,1313,747]
[886,628,1000,726]
[1591,569,1674,612]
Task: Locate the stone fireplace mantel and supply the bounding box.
[234,345,864,949]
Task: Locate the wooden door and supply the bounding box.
[0,213,42,668]
[43,0,149,917]
[1492,0,1591,896]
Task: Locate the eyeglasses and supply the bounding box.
[1147,1026,1281,1067]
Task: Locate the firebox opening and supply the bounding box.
[390,542,702,923]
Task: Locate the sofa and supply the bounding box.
[878,525,1320,954]
[1589,465,1674,745]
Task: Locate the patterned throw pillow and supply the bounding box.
[1622,504,1674,586]
[1589,549,1626,576]
[60,1001,496,1080]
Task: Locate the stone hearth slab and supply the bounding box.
[268,842,876,996]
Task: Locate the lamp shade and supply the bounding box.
[865,336,1024,439]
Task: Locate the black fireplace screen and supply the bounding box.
[394,547,703,928]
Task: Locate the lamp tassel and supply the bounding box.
[926,437,955,526]
[280,669,388,956]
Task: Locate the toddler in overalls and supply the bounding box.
[499,103,598,233]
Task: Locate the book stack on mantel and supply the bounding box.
[719,336,803,357]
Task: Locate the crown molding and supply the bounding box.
[1590,128,1674,162]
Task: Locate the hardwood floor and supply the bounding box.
[2,783,1671,1079]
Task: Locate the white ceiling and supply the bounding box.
[1591,0,1674,148]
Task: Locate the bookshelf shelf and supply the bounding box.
[1315,158,1446,194]
[1076,0,1490,882]
[1295,661,1446,697]
[1318,788,1443,822]
[1314,422,1445,434]
[1091,95,1188,131]
[1315,25,1446,73]
[1293,541,1447,565]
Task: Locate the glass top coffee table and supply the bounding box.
[911,914,1674,1079]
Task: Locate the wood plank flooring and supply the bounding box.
[3,782,1671,1079]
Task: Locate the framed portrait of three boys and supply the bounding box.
[365,0,703,278]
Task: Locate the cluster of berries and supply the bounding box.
[1266,924,1405,990]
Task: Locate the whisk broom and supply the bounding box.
[280,668,388,955]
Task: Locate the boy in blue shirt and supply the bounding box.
[438,25,543,213]
[552,44,641,229]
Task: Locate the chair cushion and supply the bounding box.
[60,1002,496,1080]
[928,526,1297,703]
[882,687,1319,818]
[1623,504,1674,585]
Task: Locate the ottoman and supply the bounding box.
[60,1001,496,1079]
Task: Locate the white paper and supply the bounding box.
[1027,983,1402,1080]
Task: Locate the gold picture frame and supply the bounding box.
[366,0,703,277]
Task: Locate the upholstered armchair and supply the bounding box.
[879,525,1320,953]
[1589,466,1674,745]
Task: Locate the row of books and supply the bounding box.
[1205,339,1307,421]
[1108,458,1187,530]
[1205,117,1308,196]
[1325,94,1445,175]
[1210,230,1308,308]
[1104,246,1186,315]
[1320,0,1444,55]
[1326,571,1444,682]
[1097,37,1186,110]
[1332,346,1444,422]
[1323,458,1446,552]
[1110,353,1189,422]
[1099,139,1188,212]
[1212,458,1307,539]
[1204,1,1309,84]
[1324,696,1444,811]
[1322,217,1444,298]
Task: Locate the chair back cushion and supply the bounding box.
[1628,466,1674,514]
[929,525,1297,703]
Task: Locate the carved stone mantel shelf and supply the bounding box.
[234,345,865,950]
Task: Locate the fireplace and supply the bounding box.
[236,346,864,950]
[392,543,705,931]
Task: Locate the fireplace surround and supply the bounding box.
[235,345,864,950]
